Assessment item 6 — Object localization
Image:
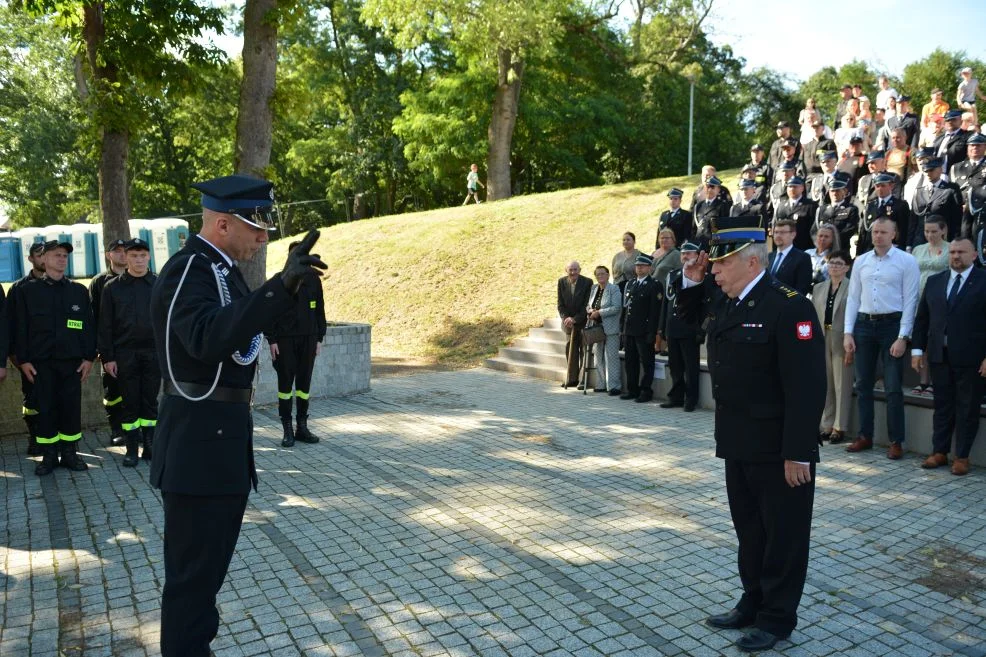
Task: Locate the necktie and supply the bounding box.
[948,274,962,305]
[772,252,783,275]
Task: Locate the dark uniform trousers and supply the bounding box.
[102,370,124,429]
[274,335,318,420]
[930,350,983,458]
[20,373,38,438]
[161,490,248,657]
[624,335,654,396]
[117,348,160,431]
[666,336,699,405]
[34,359,84,444]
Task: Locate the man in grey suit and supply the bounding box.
[586,266,623,395]
[557,261,592,388]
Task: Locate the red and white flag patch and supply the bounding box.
[796,321,813,340]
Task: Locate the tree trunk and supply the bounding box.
[84,2,131,244]
[99,130,131,241]
[235,0,278,289]
[487,48,524,202]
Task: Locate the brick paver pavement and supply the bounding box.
[2,368,985,657]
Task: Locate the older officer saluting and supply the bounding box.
[150,174,326,657]
[676,215,825,652]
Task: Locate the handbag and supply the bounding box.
[582,323,606,345]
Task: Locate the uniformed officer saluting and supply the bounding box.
[266,239,327,447]
[676,215,825,652]
[98,238,159,467]
[89,238,129,446]
[15,240,96,475]
[150,175,325,657]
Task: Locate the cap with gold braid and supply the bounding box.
[707,214,766,262]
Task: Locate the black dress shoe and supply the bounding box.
[619,392,637,400]
[660,400,684,409]
[593,388,606,392]
[608,389,621,396]
[683,403,696,412]
[736,628,785,652]
[705,609,755,630]
[635,391,653,403]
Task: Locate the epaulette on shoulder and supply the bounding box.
[769,278,799,298]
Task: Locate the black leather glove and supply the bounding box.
[280,230,327,294]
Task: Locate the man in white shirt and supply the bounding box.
[843,217,921,459]
[911,238,986,475]
[875,75,899,111]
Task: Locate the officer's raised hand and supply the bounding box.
[682,250,709,283]
[281,230,327,294]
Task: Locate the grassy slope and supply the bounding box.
[267,170,740,367]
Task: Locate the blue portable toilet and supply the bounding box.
[67,224,97,278]
[0,236,23,282]
[150,218,189,271]
[85,232,99,275]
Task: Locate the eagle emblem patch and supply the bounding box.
[71,305,80,312]
[797,322,813,340]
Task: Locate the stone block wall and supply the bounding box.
[0,322,371,439]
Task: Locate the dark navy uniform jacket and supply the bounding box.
[97,272,157,359]
[14,276,96,363]
[677,274,825,463]
[623,276,663,339]
[88,269,120,324]
[150,235,295,496]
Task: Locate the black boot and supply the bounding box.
[25,415,42,456]
[122,433,140,468]
[35,444,58,476]
[59,441,89,472]
[281,417,295,447]
[294,416,319,444]
[110,419,126,447]
[141,426,154,461]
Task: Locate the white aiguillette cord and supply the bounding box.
[165,254,262,401]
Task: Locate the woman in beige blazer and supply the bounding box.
[812,250,854,443]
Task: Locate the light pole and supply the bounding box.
[687,75,695,177]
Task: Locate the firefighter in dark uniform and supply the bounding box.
[149,175,325,657]
[15,240,96,475]
[767,160,797,224]
[675,216,825,652]
[266,239,327,447]
[8,242,46,456]
[907,158,963,247]
[749,143,774,198]
[693,175,731,248]
[772,176,819,251]
[657,187,693,247]
[659,242,703,412]
[806,152,844,207]
[97,238,159,467]
[731,179,767,225]
[777,138,807,178]
[738,165,768,205]
[620,253,664,403]
[854,151,902,216]
[858,172,911,255]
[89,238,128,446]
[817,178,860,255]
[954,133,986,252]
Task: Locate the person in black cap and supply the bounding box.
[777,138,807,178]
[675,215,824,653]
[149,174,326,657]
[803,121,836,175]
[817,177,860,253]
[858,172,911,255]
[837,135,868,191]
[15,240,96,475]
[767,161,798,223]
[693,175,731,248]
[853,151,902,216]
[773,176,818,252]
[769,122,798,169]
[7,241,46,456]
[885,95,920,149]
[265,239,327,446]
[748,144,774,197]
[731,178,767,226]
[98,238,160,467]
[806,152,842,207]
[659,241,702,412]
[953,133,986,239]
[907,158,963,246]
[89,238,129,446]
[620,253,663,402]
[934,109,970,173]
[690,165,733,210]
[658,188,693,247]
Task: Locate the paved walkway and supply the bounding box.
[2,369,986,657]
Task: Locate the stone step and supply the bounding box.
[484,356,567,383]
[529,327,568,342]
[498,347,569,369]
[543,317,562,329]
[512,336,568,355]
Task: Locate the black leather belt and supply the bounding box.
[163,381,253,403]
[856,312,902,321]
